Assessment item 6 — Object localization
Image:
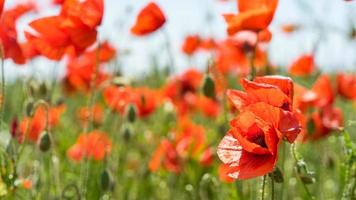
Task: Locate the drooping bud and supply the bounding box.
[39,82,49,98]
[38,131,51,152]
[202,74,215,98]
[125,104,137,123]
[24,98,35,117]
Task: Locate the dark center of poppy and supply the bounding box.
[252,135,267,148]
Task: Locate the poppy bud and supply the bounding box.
[202,75,215,98]
[300,173,315,184]
[38,131,51,152]
[25,99,35,117]
[28,80,39,97]
[125,104,137,123]
[100,169,112,191]
[269,167,284,183]
[39,82,49,98]
[121,124,133,142]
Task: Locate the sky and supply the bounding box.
[3,0,356,81]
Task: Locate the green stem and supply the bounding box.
[260,175,267,200]
[0,45,5,128]
[271,176,275,200]
[291,144,315,199]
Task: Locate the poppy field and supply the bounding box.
[0,0,356,199]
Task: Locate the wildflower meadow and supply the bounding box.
[0,0,355,199]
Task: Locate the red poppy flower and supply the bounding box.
[0,3,34,64]
[294,75,342,141]
[224,0,279,35]
[26,0,103,60]
[149,139,181,173]
[77,103,104,127]
[288,54,315,76]
[19,104,66,142]
[0,0,4,16]
[64,42,116,93]
[336,73,356,100]
[197,96,221,118]
[67,130,112,162]
[130,2,166,36]
[199,147,214,167]
[294,75,334,112]
[182,35,201,56]
[218,76,301,180]
[174,118,206,158]
[104,86,159,118]
[215,36,267,75]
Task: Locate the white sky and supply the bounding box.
[3,0,356,81]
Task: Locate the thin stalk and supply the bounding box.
[248,36,259,80]
[162,29,175,74]
[271,176,275,200]
[0,45,5,128]
[260,175,267,200]
[291,144,315,199]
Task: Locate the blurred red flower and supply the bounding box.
[182,35,201,56]
[67,130,112,162]
[25,0,103,60]
[19,104,66,142]
[223,0,279,35]
[215,36,267,75]
[288,54,315,76]
[104,86,160,118]
[337,73,356,101]
[64,42,116,93]
[131,2,166,36]
[0,0,4,16]
[0,3,35,64]
[149,139,181,173]
[294,75,343,141]
[77,103,104,127]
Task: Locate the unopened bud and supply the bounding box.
[25,99,35,117]
[121,124,133,142]
[100,169,112,191]
[38,131,51,152]
[202,75,215,98]
[269,167,284,183]
[125,104,137,123]
[39,82,49,98]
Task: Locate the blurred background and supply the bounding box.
[4,0,356,81]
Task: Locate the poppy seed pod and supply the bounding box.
[125,104,137,123]
[202,75,215,98]
[39,131,51,152]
